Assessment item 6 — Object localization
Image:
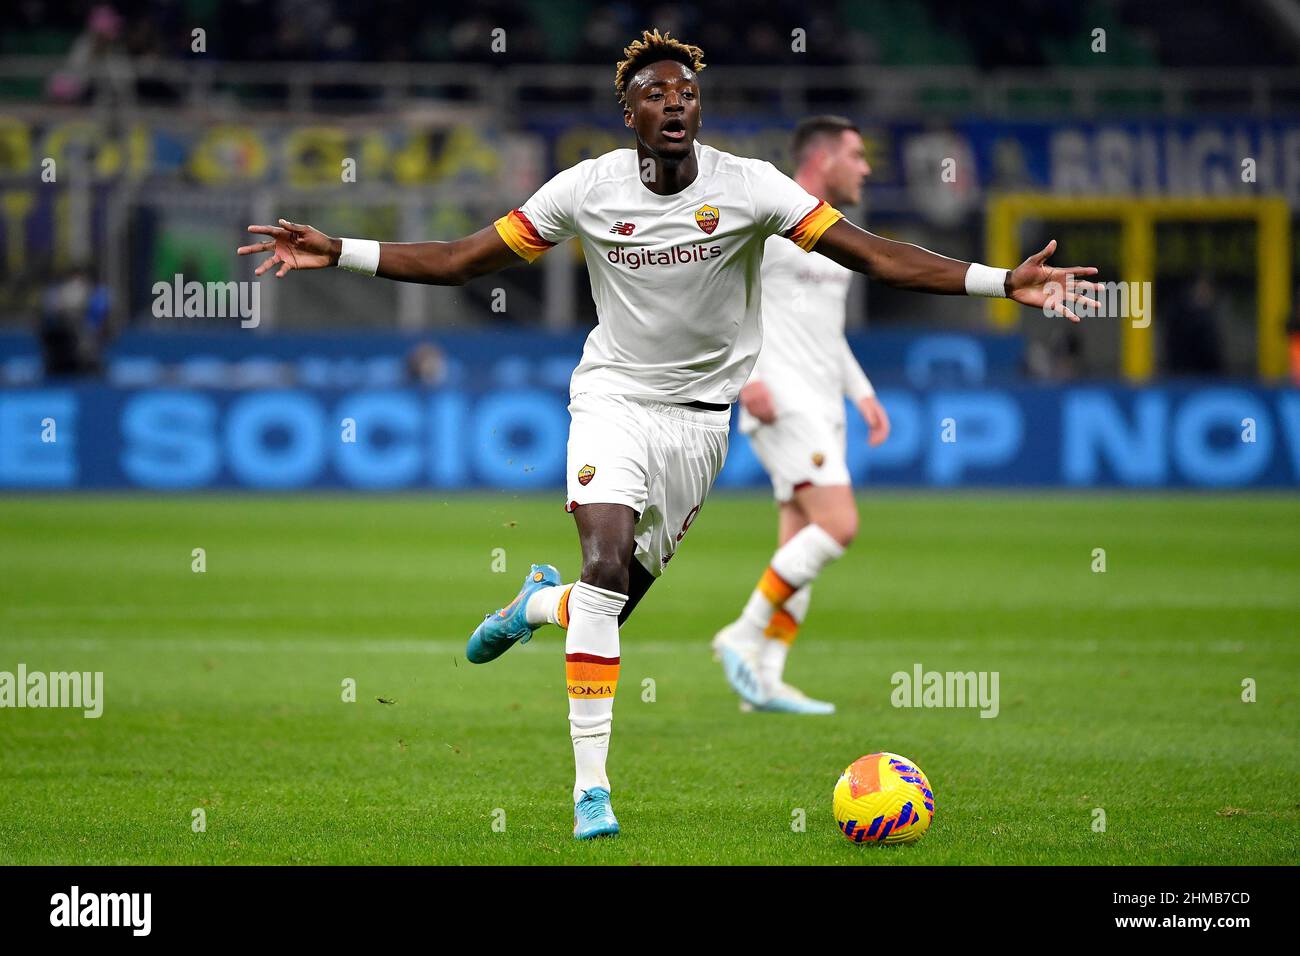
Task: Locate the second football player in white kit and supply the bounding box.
[715,116,891,715]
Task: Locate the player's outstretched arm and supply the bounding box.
[812,220,1100,322]
[237,219,520,286]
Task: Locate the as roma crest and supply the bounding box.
[577,464,596,486]
[694,204,720,235]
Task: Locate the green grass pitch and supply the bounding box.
[1,492,1296,865]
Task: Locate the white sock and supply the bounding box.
[760,639,790,686]
[572,736,609,802]
[525,582,573,627]
[742,525,843,630]
[761,585,811,686]
[564,582,627,803]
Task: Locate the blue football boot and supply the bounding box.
[757,682,836,715]
[573,787,620,839]
[465,563,562,664]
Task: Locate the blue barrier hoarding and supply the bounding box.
[2,384,1297,490]
[0,330,1028,387]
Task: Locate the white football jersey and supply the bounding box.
[749,234,875,424]
[495,143,842,405]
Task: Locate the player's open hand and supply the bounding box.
[740,381,777,423]
[857,395,890,447]
[237,219,337,277]
[1007,239,1099,323]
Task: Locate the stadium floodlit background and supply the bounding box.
[0,1,1298,870]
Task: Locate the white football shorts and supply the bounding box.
[740,407,851,502]
[565,392,730,577]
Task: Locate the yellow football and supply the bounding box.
[833,752,935,844]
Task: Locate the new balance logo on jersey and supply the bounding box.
[609,221,636,236]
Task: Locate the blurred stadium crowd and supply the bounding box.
[6,0,1295,88]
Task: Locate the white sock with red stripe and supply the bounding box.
[564,582,627,803]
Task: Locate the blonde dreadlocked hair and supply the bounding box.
[614,29,706,107]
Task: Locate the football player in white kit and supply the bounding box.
[238,29,1098,839]
[714,116,887,715]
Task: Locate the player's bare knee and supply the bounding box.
[581,556,629,595]
[837,516,858,547]
[817,513,857,548]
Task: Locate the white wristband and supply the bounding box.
[338,238,380,276]
[964,263,1008,298]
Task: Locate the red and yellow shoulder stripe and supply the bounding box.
[786,200,843,251]
[494,208,554,263]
